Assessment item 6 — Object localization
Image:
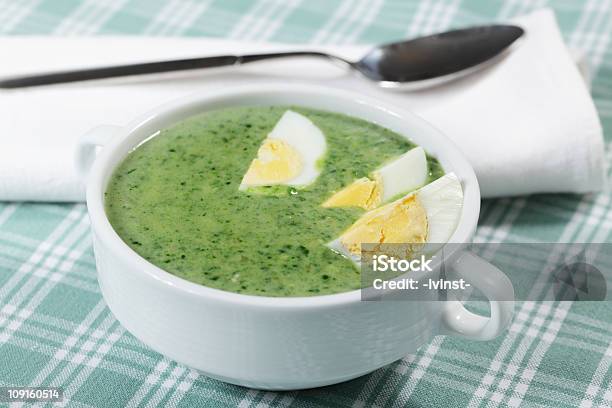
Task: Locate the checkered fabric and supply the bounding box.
[0,1,611,407]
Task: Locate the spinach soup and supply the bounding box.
[105,106,444,297]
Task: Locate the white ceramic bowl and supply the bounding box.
[78,83,514,390]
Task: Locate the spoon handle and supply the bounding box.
[0,51,349,89]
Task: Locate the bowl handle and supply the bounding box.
[75,125,121,184]
[440,251,514,340]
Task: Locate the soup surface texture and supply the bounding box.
[105,106,443,296]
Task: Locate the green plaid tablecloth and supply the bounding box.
[0,1,611,407]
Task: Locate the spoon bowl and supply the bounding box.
[355,25,524,87]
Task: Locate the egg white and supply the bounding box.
[377,146,428,202]
[416,172,463,244]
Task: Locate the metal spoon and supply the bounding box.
[0,25,523,89]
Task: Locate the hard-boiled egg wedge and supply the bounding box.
[328,173,463,263]
[322,146,427,210]
[239,110,326,190]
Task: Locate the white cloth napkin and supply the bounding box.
[0,8,604,202]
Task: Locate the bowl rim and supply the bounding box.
[86,82,481,309]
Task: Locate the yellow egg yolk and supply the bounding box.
[242,139,302,185]
[322,174,383,210]
[339,194,428,256]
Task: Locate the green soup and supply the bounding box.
[105,106,443,297]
